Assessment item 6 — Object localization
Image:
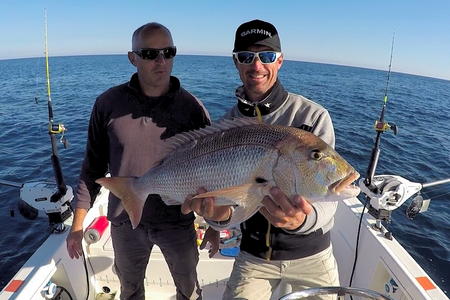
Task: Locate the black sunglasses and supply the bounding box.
[133,46,177,60]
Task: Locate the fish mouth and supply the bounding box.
[329,171,361,196]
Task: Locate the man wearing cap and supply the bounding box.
[183,19,338,300]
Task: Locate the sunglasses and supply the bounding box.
[133,46,177,60]
[233,51,282,64]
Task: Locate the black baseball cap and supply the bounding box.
[233,19,281,52]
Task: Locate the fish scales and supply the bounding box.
[96,119,360,229]
[141,124,288,205]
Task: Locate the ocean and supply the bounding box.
[0,55,449,293]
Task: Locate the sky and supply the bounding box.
[1,0,450,80]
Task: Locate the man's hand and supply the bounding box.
[199,227,220,258]
[259,187,313,230]
[181,187,232,222]
[66,229,84,259]
[66,208,87,259]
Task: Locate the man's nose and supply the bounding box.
[154,52,166,64]
[250,56,264,69]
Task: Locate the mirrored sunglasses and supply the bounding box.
[133,46,177,60]
[233,51,281,64]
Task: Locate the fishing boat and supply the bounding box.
[1,174,449,299]
[0,11,449,300]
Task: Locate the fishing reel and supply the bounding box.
[359,175,421,212]
[374,120,398,135]
[359,175,430,231]
[49,122,69,149]
[18,181,73,232]
[405,194,430,220]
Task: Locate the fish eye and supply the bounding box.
[310,149,324,160]
[255,177,268,184]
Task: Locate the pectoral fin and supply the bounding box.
[160,195,182,206]
[228,204,261,228]
[192,183,271,207]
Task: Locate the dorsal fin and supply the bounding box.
[165,118,260,152]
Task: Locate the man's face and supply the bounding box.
[129,29,174,89]
[234,45,283,102]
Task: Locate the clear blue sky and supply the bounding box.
[1,0,449,80]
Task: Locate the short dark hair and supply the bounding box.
[132,22,172,51]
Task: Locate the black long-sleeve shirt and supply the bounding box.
[74,73,210,226]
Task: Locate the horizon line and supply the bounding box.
[1,53,449,82]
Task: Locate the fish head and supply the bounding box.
[276,129,360,200]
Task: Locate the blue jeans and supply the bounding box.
[111,220,202,300]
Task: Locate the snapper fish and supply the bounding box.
[96,119,360,229]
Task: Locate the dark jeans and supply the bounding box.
[111,220,202,300]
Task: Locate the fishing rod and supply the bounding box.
[0,9,73,230]
[347,34,450,293]
[421,178,450,188]
[44,8,68,202]
[360,34,450,212]
[364,34,397,188]
[350,35,400,291]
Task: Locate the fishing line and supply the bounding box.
[348,197,369,297]
[34,57,41,104]
[55,286,74,300]
[422,190,450,200]
[382,33,395,106]
[419,178,450,200]
[82,247,90,300]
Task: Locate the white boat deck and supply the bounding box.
[1,189,447,300]
[87,224,234,299]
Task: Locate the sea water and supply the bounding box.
[0,55,449,292]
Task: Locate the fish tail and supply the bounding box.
[96,176,145,229]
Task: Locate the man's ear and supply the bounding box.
[128,51,137,67]
[232,56,238,68]
[277,54,284,70]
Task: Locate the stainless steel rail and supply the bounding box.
[279,286,394,300]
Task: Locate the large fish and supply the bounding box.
[96,119,360,229]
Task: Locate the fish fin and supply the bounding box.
[96,177,145,229]
[229,204,261,228]
[192,183,271,207]
[160,195,181,206]
[164,118,260,152]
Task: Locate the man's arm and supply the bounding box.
[261,109,337,234]
[66,100,109,258]
[312,110,335,148]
